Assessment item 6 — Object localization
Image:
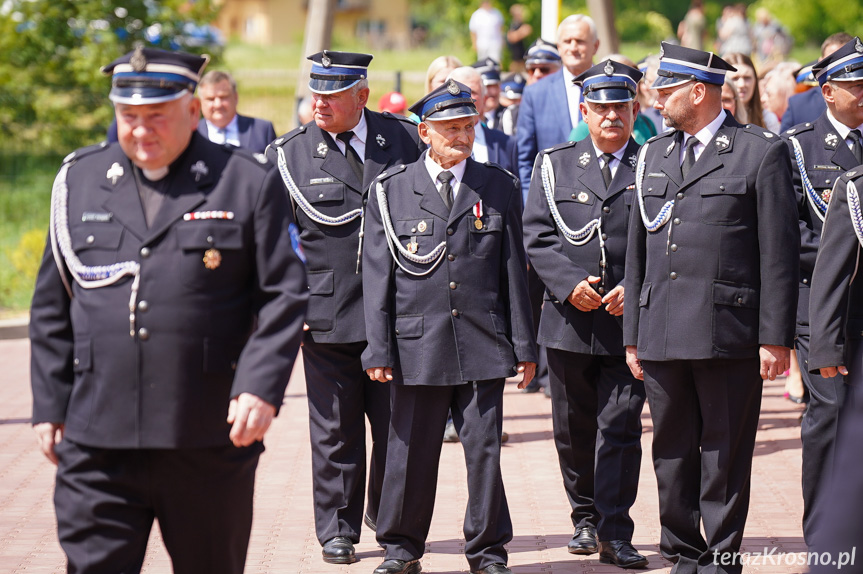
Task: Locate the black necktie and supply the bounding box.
[336,131,363,182]
[437,170,455,211]
[848,129,863,164]
[681,136,699,179]
[600,153,615,188]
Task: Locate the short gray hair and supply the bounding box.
[199,70,237,93]
[557,14,597,43]
[447,67,486,100]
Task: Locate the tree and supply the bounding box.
[0,0,221,150]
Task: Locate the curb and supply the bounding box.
[0,315,29,341]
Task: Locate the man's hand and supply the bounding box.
[820,365,849,379]
[625,346,643,381]
[568,276,603,312]
[602,285,625,316]
[366,367,393,383]
[33,422,64,465]
[759,345,790,381]
[516,362,537,389]
[227,393,276,448]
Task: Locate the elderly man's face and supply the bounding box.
[580,99,638,151]
[419,117,476,169]
[115,94,200,171]
[312,86,368,133]
[484,83,500,112]
[557,20,598,76]
[199,79,238,129]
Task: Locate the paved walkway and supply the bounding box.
[0,338,807,573]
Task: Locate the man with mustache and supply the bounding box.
[523,59,648,568]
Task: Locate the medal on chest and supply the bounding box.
[203,248,222,270]
[473,200,483,230]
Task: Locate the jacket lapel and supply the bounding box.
[100,150,148,241]
[363,110,395,191]
[606,139,639,198]
[237,114,252,150]
[415,158,451,221]
[576,143,608,200]
[677,117,736,191]
[315,127,362,192]
[658,133,683,188]
[553,71,574,136]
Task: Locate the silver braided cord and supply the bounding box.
[635,142,676,232]
[375,181,447,277]
[540,154,601,245]
[49,162,141,337]
[790,137,828,222]
[847,180,863,247]
[277,146,363,226]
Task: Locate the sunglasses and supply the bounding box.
[527,66,554,75]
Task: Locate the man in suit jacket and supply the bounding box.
[362,80,537,574]
[780,36,863,546]
[197,70,277,153]
[624,43,798,574]
[265,51,424,565]
[30,48,308,574]
[516,14,599,203]
[523,59,648,569]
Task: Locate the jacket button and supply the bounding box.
[737,297,744,304]
[802,278,808,284]
[673,217,681,225]
[451,309,459,317]
[449,282,457,289]
[140,247,151,258]
[395,328,400,335]
[571,193,577,199]
[676,192,684,200]
[363,198,368,206]
[447,228,454,236]
[207,235,214,245]
[603,206,610,213]
[448,254,455,261]
[411,227,416,233]
[719,185,726,191]
[598,287,605,294]
[601,233,607,241]
[138,328,150,340]
[670,244,678,252]
[826,179,832,185]
[318,193,324,198]
[670,272,678,279]
[137,300,149,312]
[86,235,95,244]
[73,358,80,366]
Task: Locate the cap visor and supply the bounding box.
[651,75,693,89]
[828,68,863,83]
[423,106,479,121]
[109,87,189,105]
[308,78,360,95]
[584,88,636,103]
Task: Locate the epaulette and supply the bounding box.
[381,111,420,127]
[783,122,814,137]
[742,124,779,141]
[846,169,859,180]
[230,147,272,170]
[271,125,307,148]
[646,130,674,144]
[542,141,576,155]
[484,161,519,186]
[62,141,109,164]
[376,164,407,183]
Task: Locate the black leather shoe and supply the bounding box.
[599,540,648,569]
[322,536,357,564]
[472,563,512,574]
[364,513,377,532]
[373,558,422,574]
[568,526,598,555]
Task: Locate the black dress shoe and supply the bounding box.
[364,513,377,532]
[472,563,512,574]
[599,540,648,569]
[322,536,357,564]
[568,526,598,555]
[373,558,422,574]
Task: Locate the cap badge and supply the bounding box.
[447,79,460,95]
[715,134,730,150]
[825,133,839,148]
[577,191,590,203]
[191,160,209,182]
[130,45,147,72]
[417,220,427,233]
[604,60,614,76]
[317,141,329,157]
[106,162,124,184]
[376,133,387,147]
[856,38,863,53]
[578,152,590,166]
[321,51,332,68]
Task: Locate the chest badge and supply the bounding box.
[417,220,427,233]
[317,141,328,157]
[822,189,833,203]
[627,154,637,168]
[715,134,730,150]
[191,160,209,182]
[825,133,839,148]
[406,241,418,254]
[203,248,222,270]
[578,152,591,167]
[376,133,387,147]
[106,162,124,184]
[473,200,484,229]
[577,191,590,203]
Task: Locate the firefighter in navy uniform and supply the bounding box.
[265,50,423,565]
[523,59,648,569]
[624,43,798,574]
[29,48,308,574]
[362,80,537,574]
[780,36,863,546]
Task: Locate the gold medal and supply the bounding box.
[407,242,418,254]
[417,220,427,233]
[474,218,483,230]
[203,248,222,270]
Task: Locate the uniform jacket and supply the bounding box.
[29,134,308,449]
[361,155,537,385]
[809,169,863,371]
[524,137,641,356]
[481,123,518,174]
[265,109,423,344]
[516,70,577,201]
[624,113,799,361]
[197,114,277,154]
[780,88,826,133]
[782,112,861,328]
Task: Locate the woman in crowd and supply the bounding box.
[725,52,766,128]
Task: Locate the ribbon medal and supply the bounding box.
[473,200,484,230]
[203,248,222,270]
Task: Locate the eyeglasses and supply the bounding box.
[527,66,554,75]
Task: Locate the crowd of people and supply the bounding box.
[26,6,863,574]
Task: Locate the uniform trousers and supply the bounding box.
[642,358,762,574]
[546,348,646,541]
[376,380,512,572]
[302,338,391,544]
[794,331,846,545]
[810,341,863,572]
[527,263,550,387]
[54,439,261,574]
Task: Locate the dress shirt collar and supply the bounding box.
[424,150,467,197]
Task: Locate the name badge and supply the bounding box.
[310,177,335,185]
[82,212,113,223]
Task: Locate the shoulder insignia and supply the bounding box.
[764,131,774,138]
[544,141,576,155]
[785,128,796,135]
[646,130,673,145]
[253,153,268,164]
[381,110,420,127]
[63,142,108,164]
[376,164,407,182]
[665,140,675,156]
[848,170,858,178]
[273,125,307,148]
[485,161,519,186]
